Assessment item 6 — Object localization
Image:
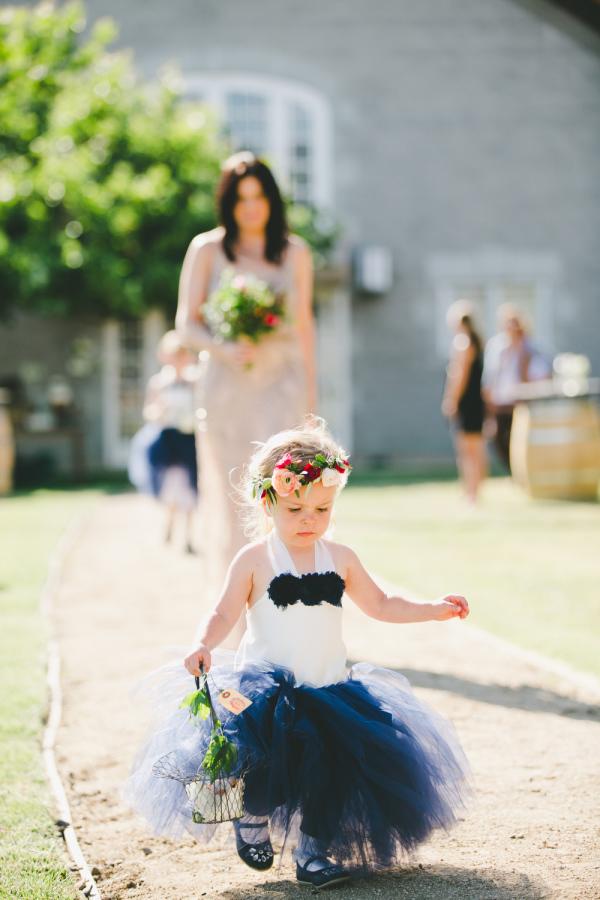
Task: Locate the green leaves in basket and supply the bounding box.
[179,687,211,720]
[201,731,238,783]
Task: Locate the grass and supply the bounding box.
[335,476,600,679]
[0,488,102,900]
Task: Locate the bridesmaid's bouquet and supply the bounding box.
[205,269,284,344]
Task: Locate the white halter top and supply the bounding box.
[235,532,348,688]
[158,380,196,433]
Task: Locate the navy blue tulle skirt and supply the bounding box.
[129,424,197,504]
[124,655,470,870]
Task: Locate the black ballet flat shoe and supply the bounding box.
[233,820,274,871]
[296,857,350,890]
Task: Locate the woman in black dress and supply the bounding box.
[442,302,486,503]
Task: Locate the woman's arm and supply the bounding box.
[175,234,257,367]
[292,241,318,413]
[175,236,218,353]
[184,549,254,675]
[343,546,469,624]
[442,339,474,417]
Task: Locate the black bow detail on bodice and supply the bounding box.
[268,572,345,610]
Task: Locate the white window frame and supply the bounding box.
[101,311,165,467]
[428,250,561,359]
[184,72,333,208]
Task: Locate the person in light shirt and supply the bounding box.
[482,305,550,471]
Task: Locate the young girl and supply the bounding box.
[126,419,470,888]
[128,330,199,553]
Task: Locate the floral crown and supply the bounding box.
[251,451,351,504]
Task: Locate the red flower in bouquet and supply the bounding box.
[205,270,285,344]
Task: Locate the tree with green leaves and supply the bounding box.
[0,2,338,322]
[0,1,224,319]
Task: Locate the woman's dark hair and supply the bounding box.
[460,314,483,354]
[216,152,288,263]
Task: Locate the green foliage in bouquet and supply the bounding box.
[204,269,285,343]
[180,677,238,783]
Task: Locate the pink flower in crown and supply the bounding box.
[272,467,300,497]
[274,454,294,470]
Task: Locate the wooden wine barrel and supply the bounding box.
[510,396,600,500]
[0,390,15,495]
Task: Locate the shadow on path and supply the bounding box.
[220,864,548,899]
[361,663,600,722]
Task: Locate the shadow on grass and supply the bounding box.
[376,665,600,723]
[220,864,547,899]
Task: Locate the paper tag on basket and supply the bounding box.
[217,688,253,715]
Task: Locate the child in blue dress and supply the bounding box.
[126,419,470,889]
[128,330,199,553]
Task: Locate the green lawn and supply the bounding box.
[0,489,101,900]
[336,477,600,678]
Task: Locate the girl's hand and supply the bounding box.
[433,595,469,621]
[184,644,212,676]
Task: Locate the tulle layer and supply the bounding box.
[128,424,197,504]
[124,656,470,869]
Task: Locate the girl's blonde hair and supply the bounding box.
[239,416,349,540]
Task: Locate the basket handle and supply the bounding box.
[195,666,219,730]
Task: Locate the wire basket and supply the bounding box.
[152,672,246,825]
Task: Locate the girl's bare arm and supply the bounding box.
[184,549,254,675]
[342,546,469,623]
[175,236,217,352]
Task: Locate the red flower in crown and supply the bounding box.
[302,463,322,482]
[274,453,294,470]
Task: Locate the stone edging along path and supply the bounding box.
[41,517,101,899]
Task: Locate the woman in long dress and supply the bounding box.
[176,152,317,645]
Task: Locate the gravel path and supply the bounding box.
[53,494,600,899]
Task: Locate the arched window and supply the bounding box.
[185,73,333,208]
